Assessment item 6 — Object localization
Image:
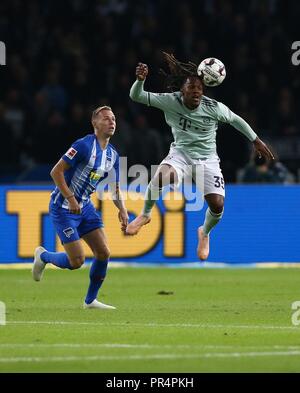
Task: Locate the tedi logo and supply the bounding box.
[0,41,6,65]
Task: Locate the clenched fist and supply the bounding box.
[136,62,148,81]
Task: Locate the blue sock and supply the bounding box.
[85,259,108,304]
[41,251,73,270]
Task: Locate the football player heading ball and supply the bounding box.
[126,52,274,261]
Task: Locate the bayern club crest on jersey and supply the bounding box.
[65,147,77,159]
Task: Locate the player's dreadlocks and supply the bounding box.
[160,52,201,92]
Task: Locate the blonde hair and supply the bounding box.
[91,105,112,125]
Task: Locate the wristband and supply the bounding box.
[66,193,75,200]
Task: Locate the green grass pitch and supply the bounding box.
[1,266,300,372]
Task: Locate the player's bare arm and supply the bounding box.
[50,159,81,214]
[118,208,129,233]
[110,182,129,233]
[253,137,275,161]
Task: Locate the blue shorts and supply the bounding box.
[50,201,104,244]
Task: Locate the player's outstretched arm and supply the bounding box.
[129,62,173,111]
[231,115,274,161]
[129,63,149,104]
[253,137,275,161]
[229,113,274,160]
[216,102,275,162]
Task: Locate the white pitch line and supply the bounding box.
[0,343,191,349]
[0,343,226,349]
[1,343,300,350]
[1,351,300,363]
[6,320,300,331]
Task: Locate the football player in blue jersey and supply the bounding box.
[32,106,128,310]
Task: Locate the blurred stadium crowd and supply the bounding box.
[0,0,299,183]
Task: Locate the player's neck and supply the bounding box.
[181,96,200,110]
[95,133,110,150]
[182,99,199,110]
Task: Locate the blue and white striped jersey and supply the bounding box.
[51,134,119,209]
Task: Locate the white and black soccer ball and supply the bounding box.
[197,57,226,87]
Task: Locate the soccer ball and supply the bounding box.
[197,58,226,87]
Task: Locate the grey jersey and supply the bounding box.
[130,80,257,159]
